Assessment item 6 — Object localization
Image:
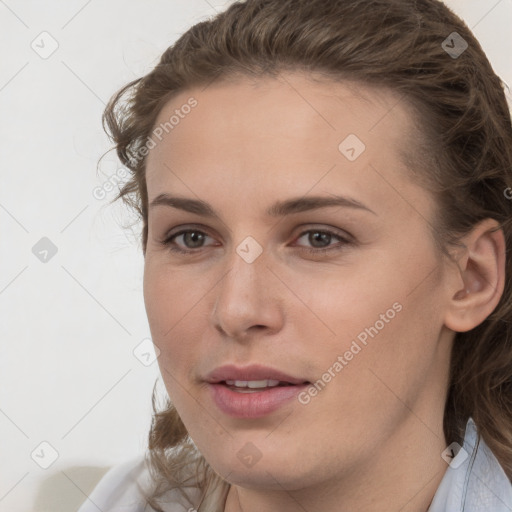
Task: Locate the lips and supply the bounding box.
[204,364,311,418]
[205,364,310,386]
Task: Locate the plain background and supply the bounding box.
[1,1,511,511]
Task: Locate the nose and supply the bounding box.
[211,246,285,341]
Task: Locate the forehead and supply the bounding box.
[147,72,416,165]
[144,72,429,218]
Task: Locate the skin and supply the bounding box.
[143,72,505,512]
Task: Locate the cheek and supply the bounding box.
[285,242,444,377]
[143,262,199,370]
[143,258,208,331]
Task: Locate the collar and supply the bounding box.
[428,417,512,511]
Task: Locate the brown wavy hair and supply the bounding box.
[102,0,512,509]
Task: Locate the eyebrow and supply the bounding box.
[148,193,376,217]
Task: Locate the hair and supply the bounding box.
[102,0,512,509]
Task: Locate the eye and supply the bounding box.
[161,228,218,253]
[160,226,353,255]
[293,228,353,254]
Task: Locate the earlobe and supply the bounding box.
[444,219,506,333]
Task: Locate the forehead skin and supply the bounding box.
[145,71,436,249]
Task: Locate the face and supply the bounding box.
[143,72,454,491]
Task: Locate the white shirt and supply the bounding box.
[77,418,512,511]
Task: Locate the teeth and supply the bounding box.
[225,379,281,388]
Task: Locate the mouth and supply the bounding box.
[221,379,304,392]
[205,364,311,418]
[205,363,310,386]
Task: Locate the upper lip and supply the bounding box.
[205,364,309,385]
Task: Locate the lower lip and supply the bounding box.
[208,383,308,418]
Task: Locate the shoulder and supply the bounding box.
[429,417,512,512]
[76,455,197,512]
[76,455,150,512]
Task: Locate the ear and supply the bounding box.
[444,218,506,333]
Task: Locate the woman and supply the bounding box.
[78,0,512,510]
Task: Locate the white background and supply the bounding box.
[1,1,511,511]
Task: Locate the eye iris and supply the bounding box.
[309,231,331,248]
[184,231,205,248]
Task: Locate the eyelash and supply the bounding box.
[160,226,353,255]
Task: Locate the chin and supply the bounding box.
[222,467,307,491]
[205,450,314,491]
